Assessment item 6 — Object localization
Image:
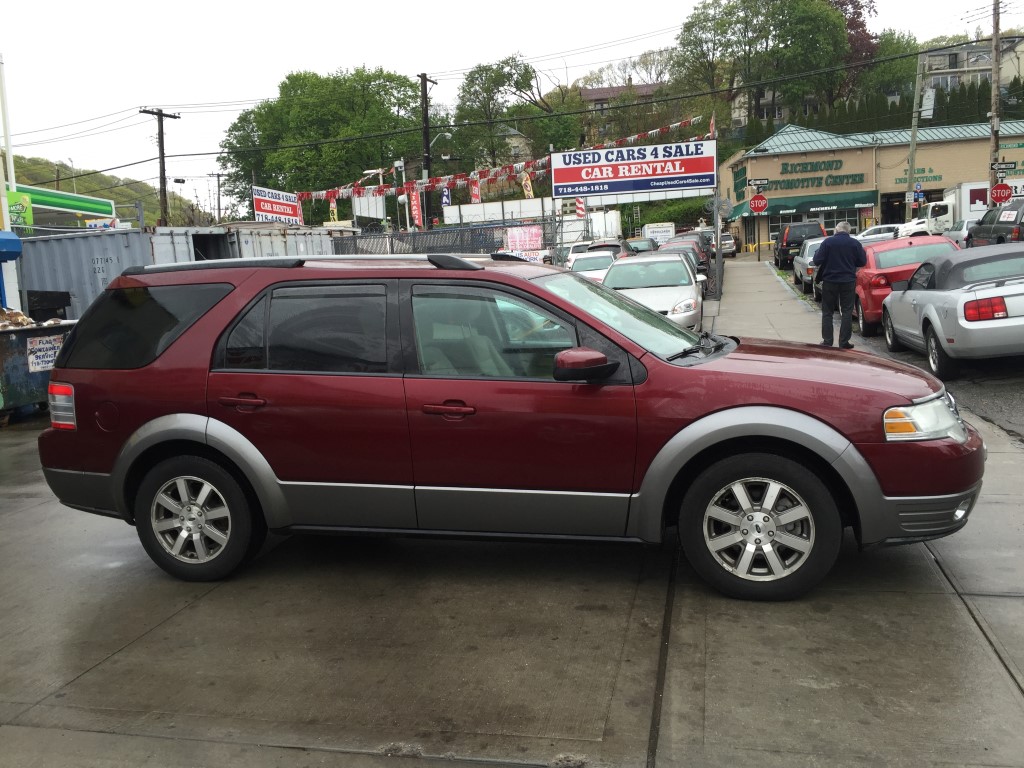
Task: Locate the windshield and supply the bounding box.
[604,260,693,289]
[571,254,615,271]
[535,272,699,356]
[875,242,955,269]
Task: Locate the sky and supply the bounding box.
[1,0,1017,212]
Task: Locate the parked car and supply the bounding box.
[793,236,826,295]
[943,219,980,248]
[774,222,827,269]
[626,236,659,254]
[967,199,1024,246]
[853,236,959,337]
[883,244,1024,379]
[38,254,985,601]
[658,244,708,294]
[896,218,929,238]
[665,232,713,266]
[856,224,901,242]
[602,252,706,330]
[719,232,737,257]
[569,252,617,282]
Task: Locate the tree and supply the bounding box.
[671,0,738,96]
[218,68,420,222]
[826,0,879,97]
[857,29,919,98]
[746,115,765,146]
[775,0,851,112]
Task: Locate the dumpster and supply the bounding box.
[0,322,73,420]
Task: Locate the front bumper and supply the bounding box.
[868,481,982,544]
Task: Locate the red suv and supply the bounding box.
[38,254,985,600]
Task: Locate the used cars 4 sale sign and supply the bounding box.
[551,141,717,198]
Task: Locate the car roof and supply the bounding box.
[931,243,1024,288]
[864,235,953,253]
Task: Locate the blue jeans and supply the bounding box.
[821,281,856,346]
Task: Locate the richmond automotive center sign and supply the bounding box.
[551,141,717,198]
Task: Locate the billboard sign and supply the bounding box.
[551,141,717,199]
[252,186,304,224]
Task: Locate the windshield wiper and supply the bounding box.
[666,331,723,361]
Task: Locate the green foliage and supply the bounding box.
[218,67,420,222]
[775,0,850,109]
[7,154,199,227]
[635,196,713,230]
[856,29,919,98]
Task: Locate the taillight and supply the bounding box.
[1013,227,1022,241]
[870,274,890,287]
[964,297,1008,321]
[48,383,76,430]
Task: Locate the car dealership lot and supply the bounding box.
[3,258,1024,767]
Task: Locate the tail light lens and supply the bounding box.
[964,297,1008,321]
[48,383,76,430]
[1013,227,1022,241]
[870,274,890,287]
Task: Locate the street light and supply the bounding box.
[423,131,454,229]
[68,158,77,193]
[361,168,391,230]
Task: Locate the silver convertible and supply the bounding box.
[882,245,1024,379]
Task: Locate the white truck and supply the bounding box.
[898,181,989,237]
[641,222,676,246]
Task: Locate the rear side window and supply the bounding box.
[221,284,387,374]
[56,283,232,370]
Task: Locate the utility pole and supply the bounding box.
[419,72,436,229]
[208,172,223,223]
[990,0,1002,201]
[140,108,181,226]
[904,54,926,222]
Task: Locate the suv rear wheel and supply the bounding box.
[135,456,261,581]
[679,453,842,600]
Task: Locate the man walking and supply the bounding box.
[812,221,866,349]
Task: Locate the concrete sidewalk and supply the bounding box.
[654,254,1024,767]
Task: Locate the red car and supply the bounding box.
[39,254,984,601]
[854,236,959,336]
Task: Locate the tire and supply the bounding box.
[855,297,878,337]
[678,453,842,601]
[883,310,904,352]
[135,456,260,581]
[926,326,959,380]
[964,236,973,249]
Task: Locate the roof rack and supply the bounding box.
[122,258,304,276]
[428,254,484,271]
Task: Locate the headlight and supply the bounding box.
[883,392,967,442]
[670,299,697,315]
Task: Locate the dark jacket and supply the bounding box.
[812,231,866,283]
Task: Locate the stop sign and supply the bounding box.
[991,183,1013,205]
[749,193,768,214]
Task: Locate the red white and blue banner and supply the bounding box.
[551,140,717,199]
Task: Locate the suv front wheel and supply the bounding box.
[679,453,842,600]
[135,456,262,581]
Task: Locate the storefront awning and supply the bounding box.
[731,190,878,218]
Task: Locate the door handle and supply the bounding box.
[218,395,267,409]
[422,402,476,417]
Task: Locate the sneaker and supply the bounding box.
[819,342,833,347]
[840,342,855,349]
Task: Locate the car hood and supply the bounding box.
[710,337,940,401]
[617,285,698,310]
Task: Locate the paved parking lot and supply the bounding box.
[2,257,1024,767]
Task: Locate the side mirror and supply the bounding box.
[891,279,909,292]
[696,274,708,283]
[553,347,620,382]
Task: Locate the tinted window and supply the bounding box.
[874,242,956,270]
[225,297,268,369]
[267,285,387,373]
[571,255,615,271]
[909,264,935,291]
[56,283,232,370]
[961,255,1024,283]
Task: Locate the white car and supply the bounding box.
[601,252,706,329]
[855,224,901,245]
[719,232,737,256]
[882,244,1024,379]
[943,219,979,248]
[792,236,826,295]
[568,252,617,283]
[897,218,929,238]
